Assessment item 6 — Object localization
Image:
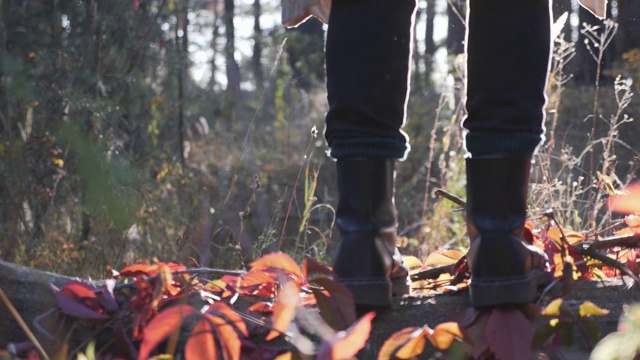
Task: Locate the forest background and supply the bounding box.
[1,0,640,280]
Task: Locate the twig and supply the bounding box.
[573,245,640,287]
[434,188,467,208]
[585,232,640,251]
[114,267,246,291]
[410,264,455,281]
[0,287,51,360]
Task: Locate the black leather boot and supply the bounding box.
[466,157,549,307]
[333,158,411,308]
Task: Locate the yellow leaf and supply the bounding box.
[608,182,640,214]
[168,0,175,10]
[579,301,609,317]
[541,298,564,316]
[424,250,464,267]
[427,322,463,350]
[625,214,640,227]
[378,327,426,360]
[403,256,423,270]
[547,226,585,245]
[52,158,64,168]
[274,353,292,360]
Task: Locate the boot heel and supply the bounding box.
[470,269,551,307]
[340,278,392,307]
[391,275,411,296]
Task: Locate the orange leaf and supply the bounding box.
[427,322,463,350]
[250,252,303,279]
[241,271,278,287]
[159,263,181,296]
[266,281,300,341]
[485,308,534,360]
[608,182,640,214]
[137,304,198,360]
[317,312,375,360]
[274,352,293,360]
[625,214,640,228]
[185,318,217,360]
[247,302,273,313]
[207,302,248,337]
[614,227,636,236]
[424,250,464,267]
[302,257,333,279]
[378,327,426,360]
[627,249,639,275]
[204,312,243,360]
[547,226,585,245]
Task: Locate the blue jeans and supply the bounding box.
[324,0,551,159]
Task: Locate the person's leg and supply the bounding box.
[463,0,552,307]
[325,0,416,308]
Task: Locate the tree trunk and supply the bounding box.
[209,0,220,89]
[175,0,188,169]
[286,18,324,90]
[424,0,437,87]
[616,0,640,54]
[446,0,465,56]
[252,0,264,92]
[223,0,240,119]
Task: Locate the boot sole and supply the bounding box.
[470,270,550,307]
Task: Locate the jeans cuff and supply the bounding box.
[464,131,543,158]
[329,138,409,160]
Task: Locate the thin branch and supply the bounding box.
[0,287,51,360]
[434,188,467,208]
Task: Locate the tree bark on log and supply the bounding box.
[1,259,638,358]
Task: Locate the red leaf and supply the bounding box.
[120,263,158,278]
[311,277,356,330]
[55,290,110,320]
[99,278,119,312]
[247,302,274,314]
[303,257,333,279]
[185,318,217,360]
[608,182,640,214]
[485,308,534,360]
[249,252,303,280]
[317,312,375,360]
[137,304,198,360]
[115,320,138,360]
[58,280,103,313]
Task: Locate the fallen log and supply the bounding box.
[1,259,637,359]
